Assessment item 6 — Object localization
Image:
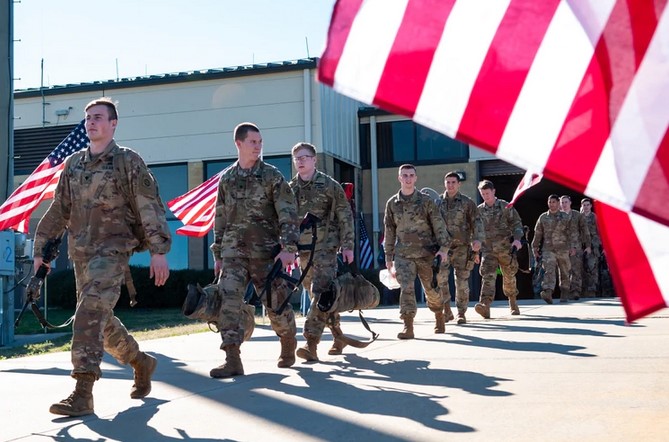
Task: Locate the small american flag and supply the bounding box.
[167,171,223,237]
[359,213,373,269]
[0,121,89,232]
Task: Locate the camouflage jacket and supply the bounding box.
[383,189,451,260]
[563,209,591,250]
[34,141,171,260]
[289,170,354,253]
[439,191,485,248]
[477,198,523,252]
[582,211,601,250]
[531,210,575,253]
[211,159,299,259]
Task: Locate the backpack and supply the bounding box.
[66,147,151,254]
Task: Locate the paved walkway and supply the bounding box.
[1,298,668,442]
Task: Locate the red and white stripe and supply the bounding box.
[507,171,543,208]
[167,171,222,237]
[319,0,669,321]
[0,159,65,233]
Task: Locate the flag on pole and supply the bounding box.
[318,0,669,322]
[167,171,223,237]
[507,171,543,208]
[0,121,89,233]
[359,213,374,269]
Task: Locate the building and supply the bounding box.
[12,57,582,296]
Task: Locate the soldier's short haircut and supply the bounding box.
[478,179,494,190]
[548,194,560,202]
[291,142,317,156]
[234,122,260,142]
[85,97,118,120]
[581,197,592,205]
[445,171,461,181]
[560,195,571,201]
[398,164,416,174]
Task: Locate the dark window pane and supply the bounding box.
[149,164,188,220]
[129,220,190,270]
[416,125,468,162]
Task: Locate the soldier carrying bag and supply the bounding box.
[316,259,380,346]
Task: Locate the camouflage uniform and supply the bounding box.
[289,170,354,343]
[532,210,574,300]
[384,190,451,320]
[34,141,171,380]
[437,191,485,317]
[477,199,523,306]
[564,209,591,298]
[211,160,299,347]
[582,211,601,296]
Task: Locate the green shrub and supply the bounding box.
[46,266,215,310]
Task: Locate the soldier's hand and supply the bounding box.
[569,248,577,256]
[474,251,481,265]
[341,248,354,264]
[214,259,222,276]
[386,260,396,277]
[150,254,170,287]
[435,250,448,262]
[584,246,592,255]
[511,239,522,250]
[471,240,482,252]
[276,251,296,268]
[33,256,50,275]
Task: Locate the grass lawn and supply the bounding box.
[1,308,211,360]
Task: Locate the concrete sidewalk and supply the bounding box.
[1,298,668,442]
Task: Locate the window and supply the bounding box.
[359,120,469,167]
[129,164,189,270]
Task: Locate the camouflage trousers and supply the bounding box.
[541,249,571,294]
[568,250,584,295]
[479,249,518,305]
[394,255,443,319]
[218,257,297,347]
[583,250,600,293]
[437,245,475,314]
[299,249,341,342]
[72,253,139,380]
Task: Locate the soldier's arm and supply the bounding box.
[272,176,299,254]
[131,157,171,255]
[428,199,451,253]
[333,181,355,251]
[509,206,524,242]
[34,158,72,256]
[383,200,397,264]
[210,180,226,262]
[531,217,543,256]
[468,201,485,247]
[579,213,591,249]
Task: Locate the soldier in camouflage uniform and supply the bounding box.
[476,180,524,318]
[210,122,300,378]
[384,164,451,339]
[34,98,171,417]
[560,195,592,300]
[580,198,600,297]
[289,142,355,361]
[437,171,484,325]
[532,194,575,303]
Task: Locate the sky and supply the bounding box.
[12,0,337,90]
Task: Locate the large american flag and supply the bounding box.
[167,171,223,237]
[0,121,89,233]
[318,0,668,322]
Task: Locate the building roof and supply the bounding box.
[15,57,319,98]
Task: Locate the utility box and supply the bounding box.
[0,231,16,346]
[0,230,14,276]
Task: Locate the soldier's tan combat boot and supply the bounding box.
[327,325,347,355]
[277,336,297,368]
[328,338,347,355]
[397,317,414,339]
[457,310,467,325]
[210,344,244,378]
[49,373,95,417]
[434,310,446,334]
[443,303,455,322]
[475,302,491,319]
[540,290,553,304]
[129,352,157,399]
[509,297,520,316]
[568,291,580,301]
[296,337,319,362]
